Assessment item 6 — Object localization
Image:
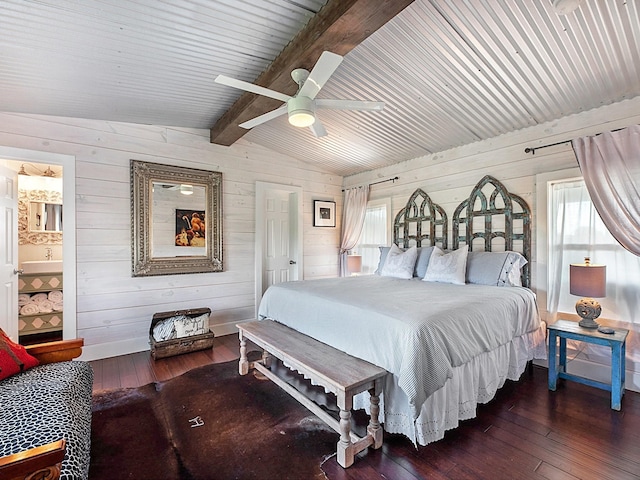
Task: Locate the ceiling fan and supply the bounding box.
[214,51,384,138]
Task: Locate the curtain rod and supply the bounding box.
[342,176,398,192]
[370,176,399,187]
[524,127,627,155]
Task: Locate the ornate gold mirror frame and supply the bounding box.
[131,160,223,276]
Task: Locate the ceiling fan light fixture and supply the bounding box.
[289,111,315,127]
[180,184,194,195]
[288,96,315,127]
[552,0,584,15]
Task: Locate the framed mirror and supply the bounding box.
[131,160,223,276]
[29,202,63,232]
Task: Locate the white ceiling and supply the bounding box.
[1,0,639,176]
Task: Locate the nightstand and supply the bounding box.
[548,319,628,410]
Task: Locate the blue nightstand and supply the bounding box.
[548,319,628,410]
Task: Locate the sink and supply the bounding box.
[21,260,63,274]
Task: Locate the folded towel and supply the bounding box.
[18,293,32,306]
[153,316,178,342]
[48,290,63,303]
[20,303,40,315]
[31,292,48,304]
[38,300,54,314]
[52,301,63,312]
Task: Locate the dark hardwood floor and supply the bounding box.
[90,335,640,480]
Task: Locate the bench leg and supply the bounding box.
[261,350,272,368]
[337,409,354,468]
[239,332,249,375]
[367,383,383,449]
[336,393,355,468]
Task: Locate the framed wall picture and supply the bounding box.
[313,200,336,227]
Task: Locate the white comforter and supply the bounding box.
[258,275,542,420]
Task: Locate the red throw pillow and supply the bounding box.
[0,328,39,381]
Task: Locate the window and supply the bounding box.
[355,198,390,275]
[548,178,640,325]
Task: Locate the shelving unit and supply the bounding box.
[18,272,63,338]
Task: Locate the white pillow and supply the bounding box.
[504,252,527,287]
[380,244,418,280]
[174,313,209,338]
[422,246,468,285]
[375,245,435,277]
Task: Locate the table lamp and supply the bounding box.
[569,257,606,329]
[347,255,362,276]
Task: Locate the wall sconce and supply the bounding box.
[43,166,56,177]
[570,257,606,329]
[18,163,60,177]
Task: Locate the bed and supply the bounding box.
[257,175,547,446]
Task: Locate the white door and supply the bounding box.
[0,165,18,340]
[264,189,296,288]
[255,182,303,317]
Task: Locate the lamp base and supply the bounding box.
[578,317,600,329]
[575,297,601,329]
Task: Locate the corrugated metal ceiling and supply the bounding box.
[1,0,638,176]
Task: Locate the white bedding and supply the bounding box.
[258,275,547,445]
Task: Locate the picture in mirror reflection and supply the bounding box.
[176,209,205,247]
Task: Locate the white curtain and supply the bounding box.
[548,179,640,364]
[357,203,388,274]
[339,185,370,276]
[572,125,640,256]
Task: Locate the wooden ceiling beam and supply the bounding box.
[209,0,415,146]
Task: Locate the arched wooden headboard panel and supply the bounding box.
[393,188,448,249]
[452,176,531,287]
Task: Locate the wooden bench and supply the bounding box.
[237,320,388,468]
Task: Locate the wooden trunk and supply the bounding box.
[149,308,214,360]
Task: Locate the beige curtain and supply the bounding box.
[339,185,370,276]
[572,125,640,256]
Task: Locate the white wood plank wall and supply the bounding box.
[0,113,343,360]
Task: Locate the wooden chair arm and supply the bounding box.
[0,439,65,480]
[25,339,84,364]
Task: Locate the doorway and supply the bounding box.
[255,182,303,317]
[0,147,76,343]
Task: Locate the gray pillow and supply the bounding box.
[375,246,391,275]
[466,251,527,287]
[375,245,435,278]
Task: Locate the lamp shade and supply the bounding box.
[570,259,606,298]
[347,255,362,274]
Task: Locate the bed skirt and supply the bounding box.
[352,322,547,446]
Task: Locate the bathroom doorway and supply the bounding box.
[16,161,64,345]
[0,147,76,345]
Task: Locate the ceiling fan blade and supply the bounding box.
[308,120,327,138]
[297,51,343,100]
[215,75,291,103]
[316,99,385,111]
[239,105,288,129]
